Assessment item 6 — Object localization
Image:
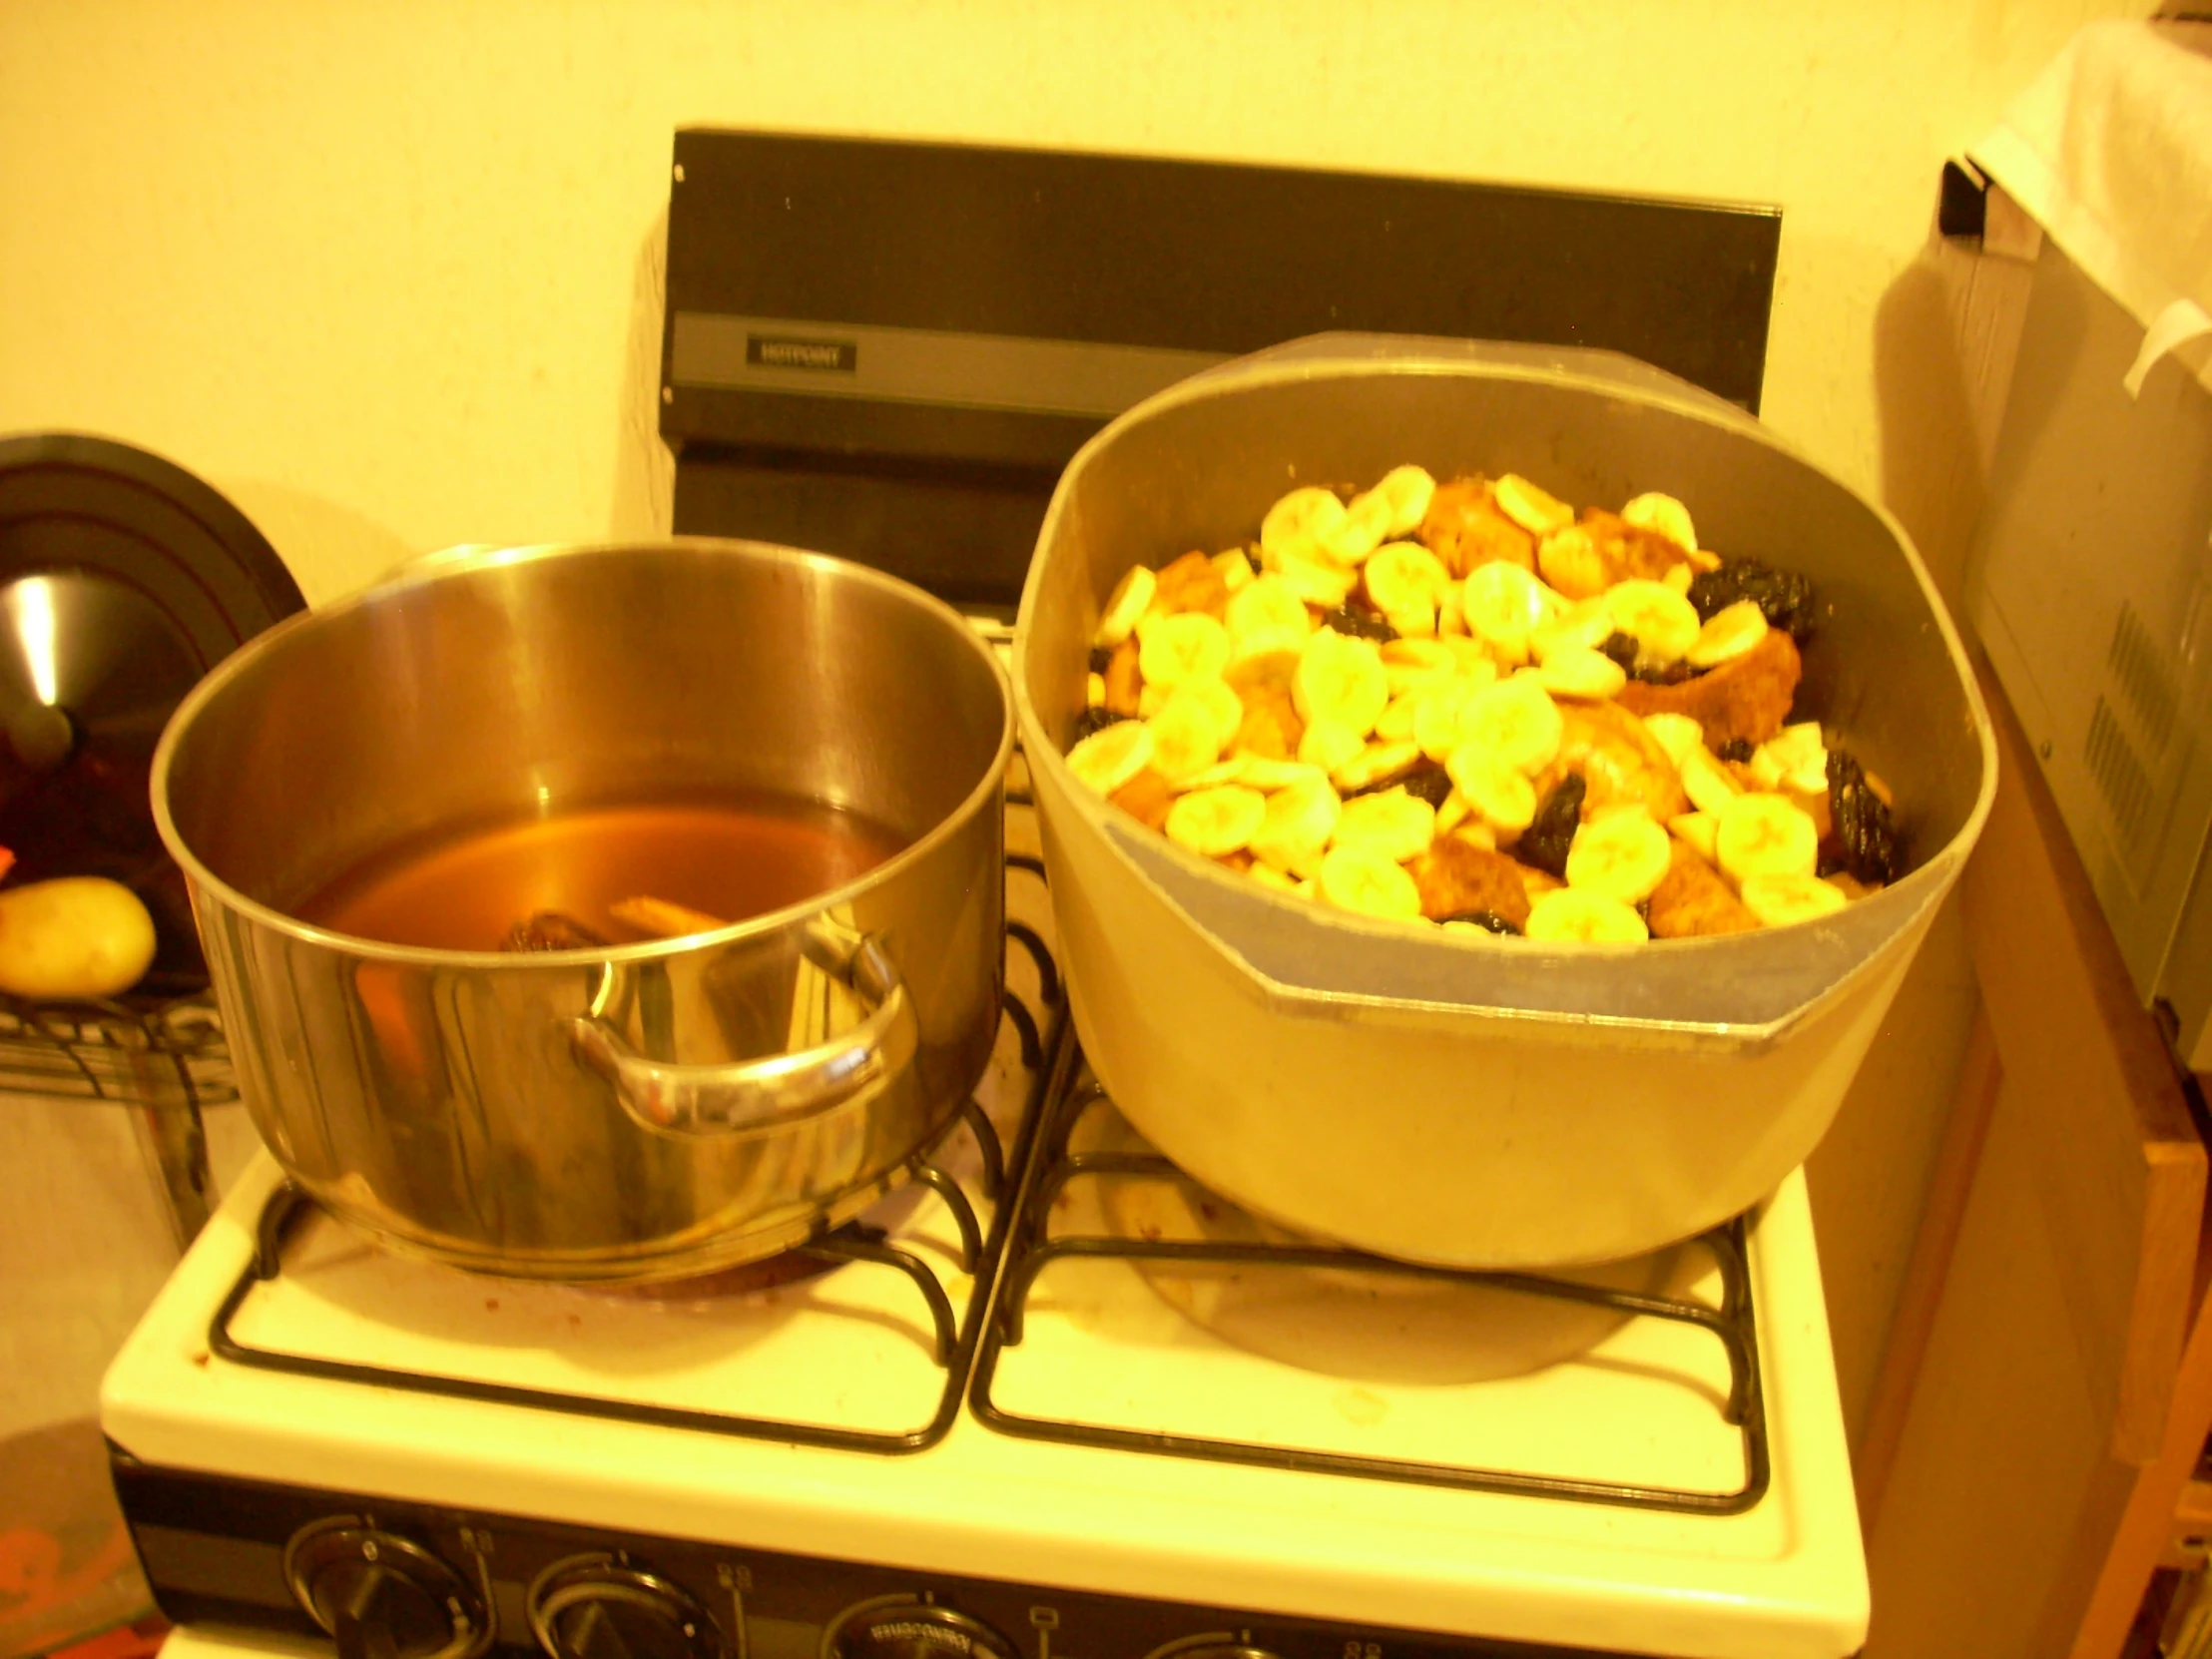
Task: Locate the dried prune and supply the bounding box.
[1599,631,1640,670]
[1087,646,1114,675]
[1688,557,1819,644]
[1717,738,1754,764]
[1630,659,1699,687]
[1071,707,1132,744]
[1515,773,1587,879]
[1438,909,1521,935]
[1397,766,1454,809]
[1244,545,1265,575]
[1827,748,1901,883]
[1318,605,1395,643]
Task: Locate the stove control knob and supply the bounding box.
[528,1554,725,1659]
[284,1520,489,1659]
[824,1600,1019,1659]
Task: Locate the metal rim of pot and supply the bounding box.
[150,537,1017,974]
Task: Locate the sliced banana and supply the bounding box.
[1294,630,1390,737]
[1094,564,1157,650]
[1178,758,1247,791]
[1444,744,1537,834]
[1234,755,1328,791]
[1139,612,1233,689]
[1528,596,1617,664]
[1686,599,1770,669]
[1385,598,1438,639]
[1146,691,1227,784]
[1261,486,1347,564]
[1331,739,1424,794]
[1318,843,1424,920]
[1668,812,1721,864]
[1460,560,1550,664]
[1535,647,1629,701]
[1086,671,1106,708]
[1453,819,1500,852]
[1747,745,1786,791]
[1492,473,1574,536]
[1067,719,1154,797]
[1182,678,1246,750]
[1365,542,1453,617]
[1763,721,1830,795]
[1739,871,1849,928]
[1138,684,1168,719]
[1230,623,1311,666]
[1165,785,1268,857]
[1537,525,1609,600]
[1459,676,1564,776]
[1376,689,1422,744]
[1381,637,1459,695]
[1440,636,1497,679]
[1212,548,1256,593]
[1371,464,1437,537]
[1564,808,1671,904]
[1621,491,1697,553]
[1524,887,1649,943]
[1332,786,1436,862]
[1248,860,1301,893]
[1642,712,1705,771]
[1250,775,1342,877]
[1298,719,1367,775]
[1662,562,1693,595]
[1269,550,1360,610]
[1604,579,1702,667]
[1715,792,1820,883]
[1318,489,1393,565]
[1438,583,1468,637]
[1435,789,1472,832]
[1225,573,1312,647]
[1678,745,1743,818]
[1411,677,1488,762]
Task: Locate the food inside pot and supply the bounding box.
[294,790,906,952]
[1063,466,1902,944]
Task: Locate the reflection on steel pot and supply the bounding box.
[1012,335,1996,1270]
[153,540,1011,1282]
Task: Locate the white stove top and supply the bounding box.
[101,775,1869,1659]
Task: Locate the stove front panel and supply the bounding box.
[115,1457,1673,1659]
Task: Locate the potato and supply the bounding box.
[0,876,158,1000]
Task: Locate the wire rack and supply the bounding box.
[0,990,236,1108]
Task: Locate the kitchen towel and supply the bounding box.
[1970,18,2212,397]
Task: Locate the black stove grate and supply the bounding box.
[202,851,1063,1456]
[969,1032,1773,1515]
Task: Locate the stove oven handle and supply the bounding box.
[568,918,919,1136]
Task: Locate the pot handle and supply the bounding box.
[567,921,918,1136]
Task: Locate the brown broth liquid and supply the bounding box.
[294,793,909,951]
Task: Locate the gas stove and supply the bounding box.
[101,130,1860,1659]
[101,745,1866,1659]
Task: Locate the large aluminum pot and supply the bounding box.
[153,539,1011,1282]
[1013,335,1997,1270]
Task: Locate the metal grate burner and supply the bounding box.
[970,1035,1774,1515]
[201,848,1063,1456]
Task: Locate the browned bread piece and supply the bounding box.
[1416,478,1535,578]
[1615,628,1802,750]
[1150,549,1231,619]
[1646,835,1759,938]
[1410,836,1533,927]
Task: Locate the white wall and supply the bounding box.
[0,0,2142,601]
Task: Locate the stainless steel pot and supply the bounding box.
[153,539,1012,1282]
[1013,335,1996,1269]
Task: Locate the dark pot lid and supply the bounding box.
[0,433,305,999]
